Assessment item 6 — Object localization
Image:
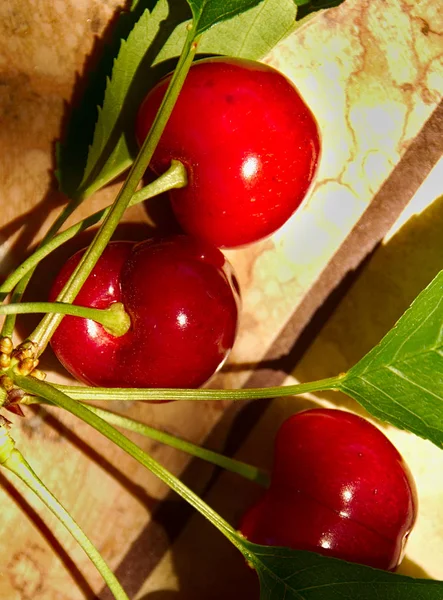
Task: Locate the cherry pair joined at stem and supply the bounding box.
[49,56,321,389]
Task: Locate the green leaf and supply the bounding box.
[56,1,157,199]
[339,270,443,447]
[187,0,263,34]
[60,0,298,199]
[159,0,298,64]
[77,1,191,199]
[295,0,345,21]
[240,541,443,599]
[197,0,297,58]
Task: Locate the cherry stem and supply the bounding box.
[53,374,344,401]
[0,160,187,298]
[12,373,245,555]
[0,302,131,337]
[28,28,200,356]
[24,397,270,487]
[0,424,130,600]
[0,199,84,339]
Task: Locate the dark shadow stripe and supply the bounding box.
[98,97,443,599]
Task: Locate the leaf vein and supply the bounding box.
[389,297,443,363]
[386,366,443,401]
[359,376,429,427]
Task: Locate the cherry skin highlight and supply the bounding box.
[239,408,417,571]
[136,57,320,248]
[49,236,240,389]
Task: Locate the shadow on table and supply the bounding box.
[285,192,443,414]
[0,471,95,599]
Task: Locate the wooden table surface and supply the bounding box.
[0,0,442,598]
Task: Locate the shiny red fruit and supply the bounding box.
[136,57,320,248]
[239,409,417,570]
[49,236,240,388]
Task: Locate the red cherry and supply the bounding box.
[136,57,320,248]
[239,409,417,570]
[49,236,240,388]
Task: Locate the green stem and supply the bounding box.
[1,286,27,340]
[26,397,270,487]
[53,375,343,402]
[130,159,188,204]
[13,374,243,552]
[90,406,270,486]
[0,302,130,337]
[0,426,129,600]
[29,29,200,355]
[0,161,187,297]
[0,198,82,338]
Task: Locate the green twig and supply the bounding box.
[89,405,270,487]
[53,375,343,402]
[29,28,200,355]
[0,198,83,338]
[25,397,270,487]
[0,161,187,297]
[0,425,129,600]
[13,374,244,552]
